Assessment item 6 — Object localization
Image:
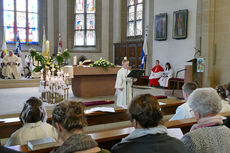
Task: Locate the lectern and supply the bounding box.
[184,59,203,87]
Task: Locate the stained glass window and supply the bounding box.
[74,0,96,46]
[127,0,143,37]
[3,0,39,44]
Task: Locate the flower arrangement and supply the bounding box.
[89,57,115,70]
[30,48,71,72]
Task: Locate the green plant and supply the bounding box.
[89,58,115,70]
[56,49,71,66]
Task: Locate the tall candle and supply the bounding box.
[46,40,50,57]
[73,56,77,65]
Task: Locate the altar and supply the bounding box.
[72,66,121,98]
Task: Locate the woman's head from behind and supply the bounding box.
[129,94,163,129]
[188,88,222,120]
[20,97,47,124]
[216,85,227,100]
[52,101,87,140]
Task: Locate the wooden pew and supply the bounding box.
[8,111,230,152]
[159,98,185,115]
[0,98,184,139]
[0,108,129,139]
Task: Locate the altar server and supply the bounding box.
[115,57,132,107]
[159,62,173,88]
[2,50,21,79]
[149,60,164,87]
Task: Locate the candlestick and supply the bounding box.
[73,56,77,65]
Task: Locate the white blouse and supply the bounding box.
[5,121,58,146]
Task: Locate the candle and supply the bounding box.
[46,40,50,57]
[57,70,61,77]
[73,56,77,65]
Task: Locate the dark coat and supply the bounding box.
[111,134,186,153]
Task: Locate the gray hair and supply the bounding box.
[182,82,197,96]
[188,88,222,117]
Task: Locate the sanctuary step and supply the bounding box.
[0,79,40,88]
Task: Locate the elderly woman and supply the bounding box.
[111,94,186,153]
[51,101,109,153]
[5,97,57,146]
[181,88,230,153]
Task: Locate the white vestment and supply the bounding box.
[159,69,174,87]
[18,57,24,75]
[5,121,58,146]
[115,67,132,107]
[2,55,21,79]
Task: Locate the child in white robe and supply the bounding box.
[159,62,173,88]
[115,58,132,107]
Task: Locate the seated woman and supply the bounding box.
[216,85,230,112]
[159,62,173,88]
[149,60,164,87]
[51,101,110,153]
[181,88,230,153]
[111,94,186,153]
[5,97,57,146]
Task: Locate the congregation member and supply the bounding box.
[149,60,164,87]
[223,82,230,128]
[5,97,57,146]
[169,82,197,121]
[51,101,109,153]
[158,62,173,88]
[111,94,186,153]
[15,53,24,77]
[115,57,132,107]
[226,82,230,104]
[2,50,21,79]
[181,88,230,153]
[216,85,230,112]
[0,51,6,78]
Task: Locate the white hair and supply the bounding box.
[188,88,222,117]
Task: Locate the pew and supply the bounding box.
[0,98,184,139]
[0,108,129,139]
[8,111,230,152]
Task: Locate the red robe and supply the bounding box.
[149,65,164,86]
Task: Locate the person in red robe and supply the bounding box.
[149,60,164,86]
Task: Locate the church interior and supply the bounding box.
[1,0,230,152]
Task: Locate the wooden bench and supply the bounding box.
[8,111,230,152]
[0,108,129,139]
[159,98,185,115]
[168,78,184,90]
[0,99,184,139]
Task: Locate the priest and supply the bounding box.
[115,57,132,107]
[2,51,21,79]
[149,60,164,87]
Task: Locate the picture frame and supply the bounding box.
[155,13,167,41]
[172,9,188,39]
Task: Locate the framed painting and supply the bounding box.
[172,9,188,39]
[155,13,167,41]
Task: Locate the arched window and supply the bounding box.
[74,0,96,46]
[127,0,143,37]
[3,0,39,44]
